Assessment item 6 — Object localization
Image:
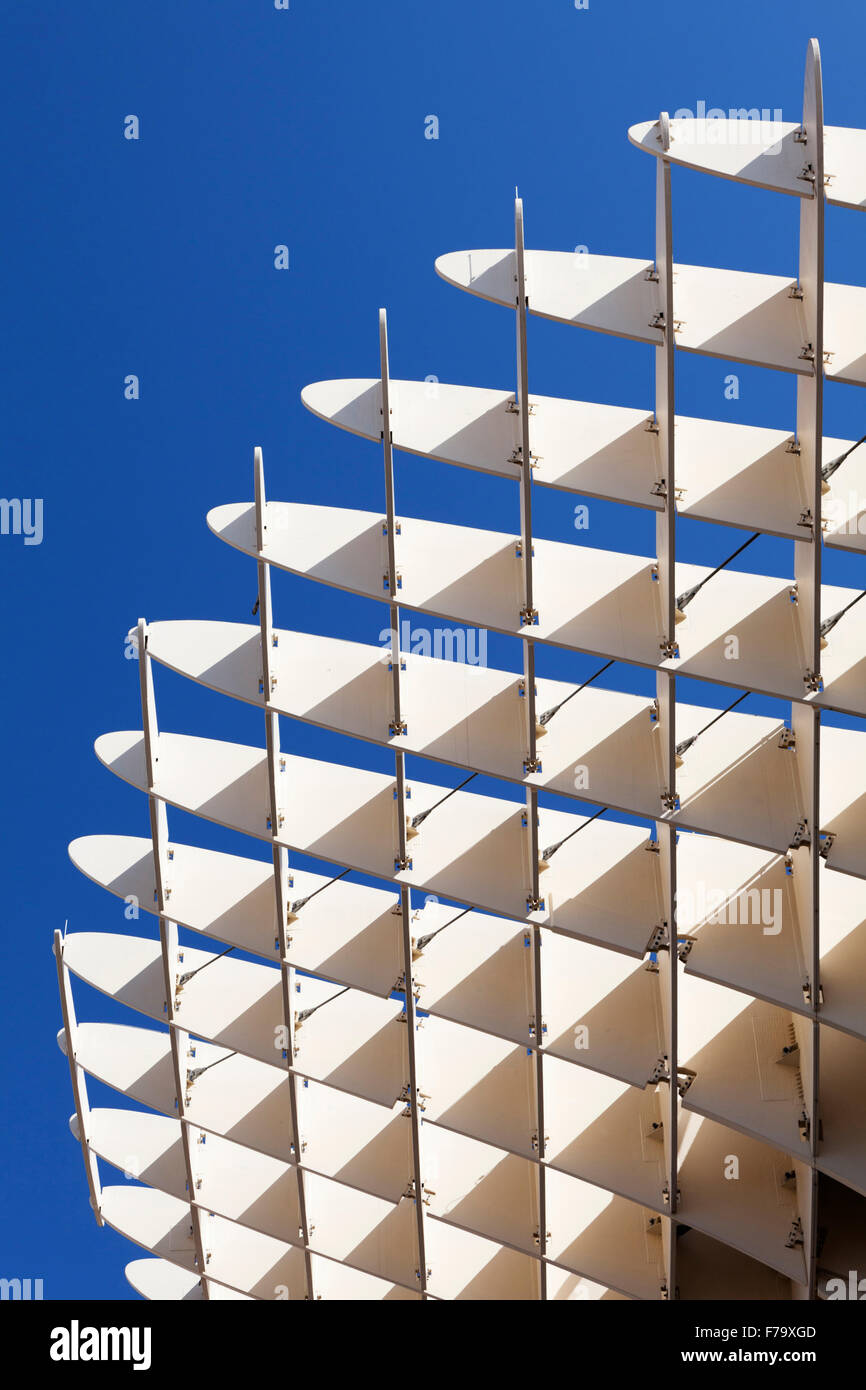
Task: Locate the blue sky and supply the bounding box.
[2,0,864,1298]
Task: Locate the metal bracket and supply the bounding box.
[508,447,540,469]
[519,605,539,627]
[790,819,811,849]
[650,478,684,502]
[819,832,835,861]
[650,313,683,332]
[802,979,824,1006]
[648,1055,669,1085]
[778,727,796,751]
[676,1068,696,1097]
[785,1217,805,1248]
[646,924,669,953]
[803,669,823,694]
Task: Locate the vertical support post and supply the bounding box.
[136,618,210,1296]
[398,884,429,1297]
[528,911,547,1300]
[514,198,541,780]
[794,40,825,694]
[254,451,317,1300]
[380,311,406,742]
[653,116,679,1300]
[656,820,678,1299]
[379,314,428,1297]
[791,34,825,1301]
[514,197,547,1298]
[654,118,677,664]
[54,929,103,1225]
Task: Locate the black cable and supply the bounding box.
[537,659,615,728]
[822,432,866,484]
[178,945,235,986]
[415,905,472,954]
[675,691,751,759]
[296,985,350,1025]
[676,532,760,615]
[188,1051,237,1083]
[820,587,866,639]
[541,805,607,863]
[290,867,351,915]
[411,773,478,829]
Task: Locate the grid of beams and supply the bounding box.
[57,38,866,1301]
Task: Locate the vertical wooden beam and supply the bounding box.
[379,312,429,1297]
[136,618,210,1297]
[653,115,679,1300]
[379,311,406,741]
[514,197,547,1299]
[792,38,824,1300]
[254,452,316,1300]
[54,929,103,1225]
[654,123,677,664]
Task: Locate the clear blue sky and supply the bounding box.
[2,0,864,1298]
